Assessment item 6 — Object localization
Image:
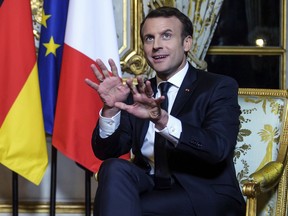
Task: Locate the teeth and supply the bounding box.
[154,55,165,59]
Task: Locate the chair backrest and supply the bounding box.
[234,88,288,216]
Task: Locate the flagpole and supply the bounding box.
[85,170,92,216]
[12,172,18,216]
[50,146,58,216]
[76,163,93,215]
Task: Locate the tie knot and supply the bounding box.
[159,82,172,96]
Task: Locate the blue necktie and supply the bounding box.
[154,82,172,189]
[159,82,172,111]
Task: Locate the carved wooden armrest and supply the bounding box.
[242,161,284,198]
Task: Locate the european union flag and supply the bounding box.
[38,0,69,134]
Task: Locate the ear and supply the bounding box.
[183,35,192,52]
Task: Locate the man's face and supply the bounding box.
[141,16,192,80]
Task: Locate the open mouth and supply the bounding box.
[152,55,168,60]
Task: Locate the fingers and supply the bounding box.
[87,58,118,91]
[127,76,154,99]
[91,58,120,81]
[144,80,154,98]
[95,58,119,78]
[90,64,104,83]
[126,78,138,95]
[85,78,99,90]
[108,58,120,77]
[136,76,145,94]
[136,76,154,98]
[95,59,111,79]
[114,101,126,110]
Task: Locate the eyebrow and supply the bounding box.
[143,28,173,39]
[161,29,173,34]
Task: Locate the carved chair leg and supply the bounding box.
[246,197,257,216]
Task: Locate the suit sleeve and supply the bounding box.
[176,75,240,164]
[91,108,133,161]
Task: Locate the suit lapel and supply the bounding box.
[171,64,198,116]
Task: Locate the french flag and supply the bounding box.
[52,0,121,172]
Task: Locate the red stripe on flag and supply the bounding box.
[0,0,35,125]
[52,44,102,172]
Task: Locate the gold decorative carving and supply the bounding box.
[31,0,43,23]
[30,0,43,41]
[119,0,147,76]
[122,53,147,75]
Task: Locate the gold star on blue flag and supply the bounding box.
[37,0,69,134]
[43,36,61,56]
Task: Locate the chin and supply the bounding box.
[150,62,167,70]
[154,66,169,73]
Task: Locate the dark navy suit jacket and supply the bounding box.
[92,63,246,215]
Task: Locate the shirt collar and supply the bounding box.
[156,62,189,88]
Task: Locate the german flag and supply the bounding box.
[0,0,48,185]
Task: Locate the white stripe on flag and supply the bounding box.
[64,0,121,74]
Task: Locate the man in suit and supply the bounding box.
[85,6,245,216]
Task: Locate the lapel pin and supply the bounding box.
[185,88,190,92]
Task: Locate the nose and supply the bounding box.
[153,38,162,50]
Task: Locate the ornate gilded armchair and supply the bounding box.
[235,88,288,216]
[94,89,288,216]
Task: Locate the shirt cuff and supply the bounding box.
[99,109,121,138]
[155,115,182,146]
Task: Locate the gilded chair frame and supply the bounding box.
[238,88,288,216]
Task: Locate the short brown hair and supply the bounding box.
[140,6,193,42]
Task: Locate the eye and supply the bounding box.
[144,35,154,43]
[162,32,172,40]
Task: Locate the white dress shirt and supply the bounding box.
[99,62,189,174]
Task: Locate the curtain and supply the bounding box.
[147,0,224,70]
